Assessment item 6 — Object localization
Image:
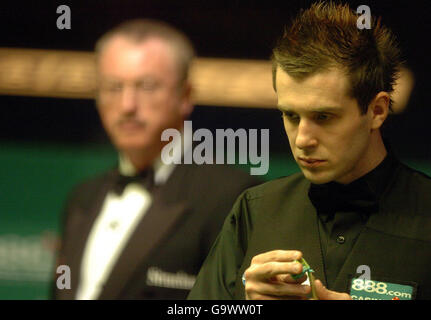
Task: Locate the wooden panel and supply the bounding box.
[0,48,277,108]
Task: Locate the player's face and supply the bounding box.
[96,36,191,155]
[276,66,375,184]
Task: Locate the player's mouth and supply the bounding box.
[297,157,326,168]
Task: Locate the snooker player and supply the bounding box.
[188,2,431,300]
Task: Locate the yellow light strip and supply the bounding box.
[0,48,277,108]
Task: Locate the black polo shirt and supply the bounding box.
[308,152,399,288]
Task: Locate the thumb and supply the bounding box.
[314,279,352,300]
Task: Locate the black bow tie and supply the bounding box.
[112,169,155,196]
[308,180,378,221]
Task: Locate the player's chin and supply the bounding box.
[302,170,334,185]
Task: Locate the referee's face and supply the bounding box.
[276,66,379,185]
[96,35,192,158]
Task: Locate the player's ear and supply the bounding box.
[368,92,390,130]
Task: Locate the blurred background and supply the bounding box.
[0,0,429,299]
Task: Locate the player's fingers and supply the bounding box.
[245,261,303,281]
[314,279,352,300]
[251,250,302,264]
[245,281,311,299]
[274,272,308,284]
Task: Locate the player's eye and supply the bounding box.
[283,111,300,123]
[315,113,332,121]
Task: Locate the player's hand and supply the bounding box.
[313,279,352,300]
[244,250,311,300]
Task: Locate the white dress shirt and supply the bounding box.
[75,137,185,299]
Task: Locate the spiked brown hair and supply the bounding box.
[272,1,402,113]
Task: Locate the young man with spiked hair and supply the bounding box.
[189,2,431,300]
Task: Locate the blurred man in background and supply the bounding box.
[54,19,259,300]
[189,2,431,300]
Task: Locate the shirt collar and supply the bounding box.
[308,147,399,221]
[356,148,399,200]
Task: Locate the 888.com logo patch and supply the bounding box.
[349,278,416,300]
